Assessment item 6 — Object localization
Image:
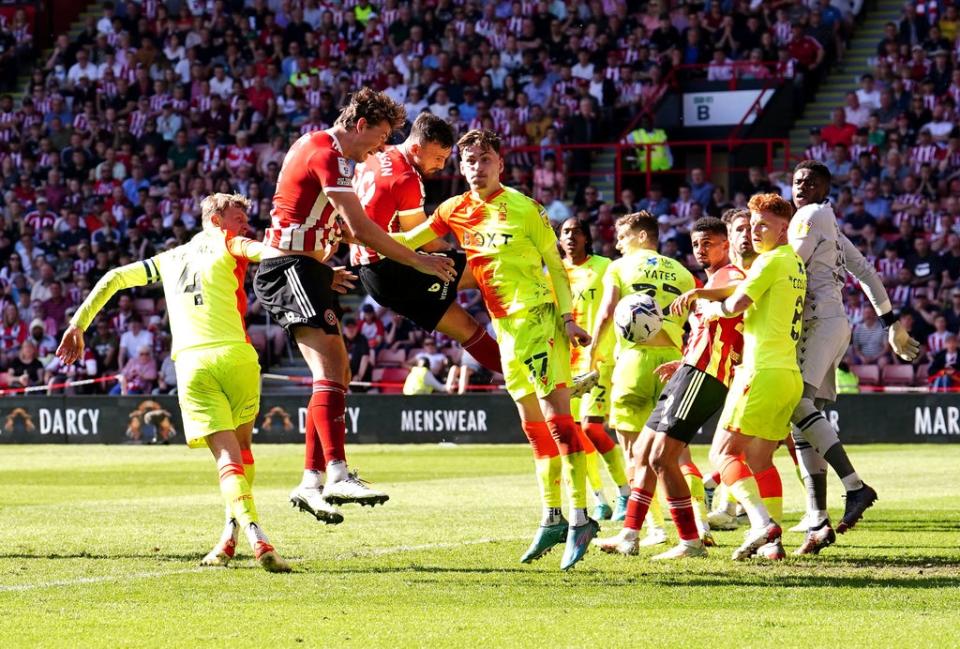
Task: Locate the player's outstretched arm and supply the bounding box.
[57,261,155,365]
[840,234,920,361]
[528,202,590,347]
[670,285,738,316]
[225,235,266,262]
[329,190,455,282]
[591,280,619,368]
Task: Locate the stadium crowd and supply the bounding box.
[0,0,957,393]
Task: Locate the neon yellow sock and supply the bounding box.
[585,449,604,494]
[218,464,258,528]
[684,473,709,531]
[534,456,563,508]
[601,446,629,488]
[762,496,783,523]
[561,451,588,509]
[242,454,255,488]
[646,489,665,529]
[728,477,770,528]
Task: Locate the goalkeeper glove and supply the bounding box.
[888,321,921,361]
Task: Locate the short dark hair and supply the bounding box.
[457,129,502,156]
[335,87,406,131]
[691,216,728,238]
[794,159,832,185]
[720,207,750,225]
[410,113,455,148]
[615,211,658,241]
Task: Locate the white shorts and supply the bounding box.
[797,316,851,403]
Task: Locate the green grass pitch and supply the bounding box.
[1,443,959,648]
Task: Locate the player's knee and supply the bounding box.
[790,396,819,425]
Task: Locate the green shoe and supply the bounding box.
[612,494,629,521]
[560,518,600,570]
[520,520,569,563]
[593,502,613,520]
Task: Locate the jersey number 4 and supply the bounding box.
[177,263,204,306]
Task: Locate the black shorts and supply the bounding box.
[646,364,728,445]
[253,255,340,335]
[357,251,468,331]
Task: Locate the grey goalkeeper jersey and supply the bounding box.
[788,202,892,321]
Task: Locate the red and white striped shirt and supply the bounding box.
[683,264,745,387]
[24,210,57,234]
[264,130,350,253]
[351,146,424,265]
[773,20,792,46]
[226,145,256,172]
[877,256,904,283]
[804,142,830,162]
[199,144,224,174]
[928,330,950,354]
[891,283,914,308]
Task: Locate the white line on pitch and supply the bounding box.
[335,536,528,559]
[0,567,206,593]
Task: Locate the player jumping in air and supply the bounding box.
[698,193,807,560]
[787,161,920,554]
[593,217,744,558]
[57,194,293,572]
[559,217,631,521]
[256,89,456,524]
[349,112,502,377]
[393,130,597,570]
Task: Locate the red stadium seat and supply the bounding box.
[379,367,409,394]
[406,348,424,362]
[376,349,407,367]
[916,364,929,386]
[851,364,880,386]
[248,330,267,354]
[881,364,914,387]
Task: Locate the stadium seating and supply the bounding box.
[881,364,915,387]
[851,364,881,387]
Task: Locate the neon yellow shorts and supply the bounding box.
[719,367,802,442]
[175,344,261,448]
[492,303,572,401]
[609,346,681,433]
[571,361,613,421]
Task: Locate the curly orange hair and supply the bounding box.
[747,193,794,220]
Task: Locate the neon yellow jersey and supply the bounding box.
[565,254,614,369]
[428,186,572,318]
[605,250,696,350]
[72,229,254,360]
[738,244,806,371]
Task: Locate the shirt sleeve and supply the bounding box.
[841,234,893,315]
[788,205,822,264]
[225,232,265,262]
[526,199,573,315]
[739,252,778,304]
[70,258,158,331]
[394,171,426,219]
[311,146,355,193]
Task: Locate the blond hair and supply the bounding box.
[200,192,251,228]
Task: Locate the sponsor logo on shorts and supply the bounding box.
[427,283,441,293]
[337,177,352,186]
[324,309,337,326]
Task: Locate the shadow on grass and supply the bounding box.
[0,551,200,562]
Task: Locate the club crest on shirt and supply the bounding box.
[498,202,508,222]
[337,157,354,178]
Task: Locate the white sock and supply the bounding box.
[244,522,269,550]
[593,490,609,507]
[620,527,638,541]
[218,518,238,546]
[681,537,702,548]
[300,469,324,489]
[542,507,563,526]
[812,510,829,527]
[617,484,630,497]
[325,460,349,484]
[840,472,863,492]
[569,507,588,527]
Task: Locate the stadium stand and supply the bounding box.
[0,0,957,392]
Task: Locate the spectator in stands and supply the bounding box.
[851,306,892,367]
[415,338,448,378]
[836,361,860,394]
[7,340,43,389]
[26,319,57,362]
[358,304,386,351]
[402,357,448,395]
[540,187,571,226]
[689,168,714,209]
[118,314,153,368]
[154,339,177,395]
[822,107,858,148]
[342,316,373,390]
[113,345,157,395]
[89,318,119,375]
[928,333,960,391]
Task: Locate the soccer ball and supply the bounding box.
[614,293,663,344]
